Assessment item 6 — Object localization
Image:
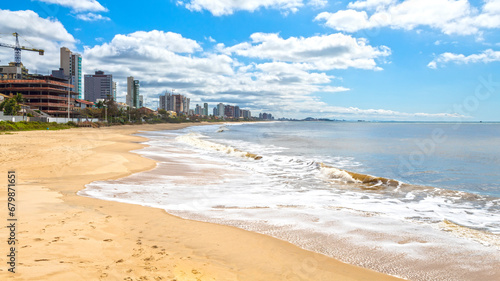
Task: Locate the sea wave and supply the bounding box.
[176,132,262,160]
[318,163,402,189]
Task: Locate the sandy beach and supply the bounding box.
[0,123,403,281]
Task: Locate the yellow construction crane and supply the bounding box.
[0,32,44,66]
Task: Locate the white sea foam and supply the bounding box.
[319,165,358,183]
[79,125,500,281]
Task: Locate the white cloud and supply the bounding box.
[320,85,350,93]
[76,12,110,21]
[35,0,107,12]
[316,105,464,119]
[347,0,396,10]
[308,0,328,8]
[85,30,202,56]
[0,10,458,120]
[316,0,500,36]
[427,61,438,69]
[428,49,500,68]
[316,10,373,33]
[0,9,76,71]
[224,32,391,70]
[81,30,457,120]
[178,0,306,16]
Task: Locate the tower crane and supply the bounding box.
[0,32,44,66]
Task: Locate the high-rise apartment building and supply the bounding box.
[217,103,225,117]
[241,109,251,119]
[159,94,166,110]
[112,82,117,101]
[203,103,208,116]
[60,47,82,99]
[195,104,202,115]
[234,106,240,118]
[224,105,235,118]
[84,71,113,103]
[158,92,190,114]
[126,76,140,108]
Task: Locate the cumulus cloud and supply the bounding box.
[0,9,458,120]
[0,9,76,71]
[316,0,500,36]
[224,32,391,70]
[76,12,110,21]
[347,0,396,10]
[428,49,500,68]
[308,0,328,8]
[85,30,203,56]
[80,29,458,120]
[178,0,325,16]
[35,0,109,22]
[35,0,107,12]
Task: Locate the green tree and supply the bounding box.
[95,100,104,109]
[0,93,22,116]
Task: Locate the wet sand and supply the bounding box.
[0,123,403,280]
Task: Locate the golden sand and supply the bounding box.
[0,124,402,280]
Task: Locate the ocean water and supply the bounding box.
[80,122,500,280]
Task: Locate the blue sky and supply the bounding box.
[0,0,499,120]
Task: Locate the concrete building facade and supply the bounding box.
[126,76,140,108]
[0,63,29,80]
[203,103,208,116]
[217,103,225,117]
[158,92,190,114]
[60,47,82,99]
[84,71,113,103]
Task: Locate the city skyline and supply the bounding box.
[0,1,499,120]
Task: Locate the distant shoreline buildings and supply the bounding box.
[0,42,275,119]
[159,92,190,115]
[157,91,270,120]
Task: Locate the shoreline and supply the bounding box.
[0,123,402,280]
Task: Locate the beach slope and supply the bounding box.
[0,124,403,280]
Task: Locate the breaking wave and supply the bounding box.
[176,132,262,160]
[319,163,402,189]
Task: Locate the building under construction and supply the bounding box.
[0,75,79,117]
